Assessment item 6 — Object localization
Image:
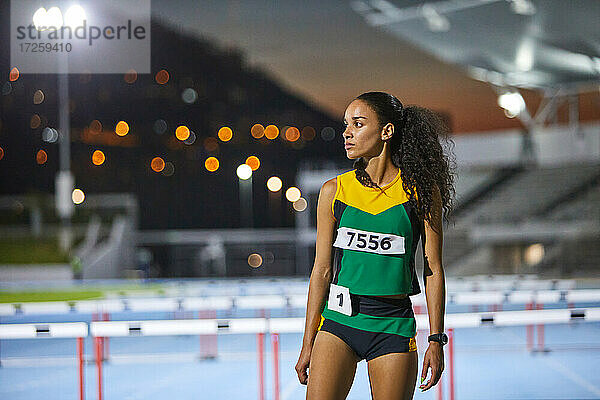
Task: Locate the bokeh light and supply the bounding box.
[267,176,282,192]
[72,189,85,204]
[218,127,233,142]
[321,127,336,141]
[251,124,265,139]
[245,156,260,171]
[153,119,167,135]
[36,149,47,164]
[41,127,59,143]
[0,147,4,161]
[285,127,300,142]
[293,197,308,212]
[30,114,41,129]
[237,163,252,180]
[264,125,279,139]
[162,162,175,176]
[151,157,165,172]
[155,69,169,85]
[286,186,301,202]
[248,253,263,268]
[263,251,275,264]
[175,125,190,141]
[302,126,316,141]
[92,150,105,166]
[205,157,219,172]
[33,90,45,105]
[182,88,198,104]
[9,67,19,82]
[89,119,102,134]
[184,131,196,145]
[42,126,58,143]
[124,69,138,84]
[115,121,129,136]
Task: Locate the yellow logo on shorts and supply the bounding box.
[409,335,417,352]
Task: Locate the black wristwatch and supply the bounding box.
[428,333,448,346]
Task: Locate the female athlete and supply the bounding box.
[295,91,456,399]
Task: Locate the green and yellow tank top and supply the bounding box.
[328,168,422,296]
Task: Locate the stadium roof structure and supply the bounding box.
[352,0,600,128]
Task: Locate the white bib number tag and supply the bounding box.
[327,284,352,316]
[333,227,405,255]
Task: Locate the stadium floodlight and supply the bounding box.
[64,5,86,29]
[497,91,526,118]
[33,7,63,30]
[509,0,536,16]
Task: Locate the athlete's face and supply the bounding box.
[342,99,390,160]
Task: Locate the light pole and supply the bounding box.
[237,164,253,227]
[34,6,86,252]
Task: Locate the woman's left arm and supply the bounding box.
[419,184,446,392]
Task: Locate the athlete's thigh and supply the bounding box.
[367,351,418,400]
[307,330,359,400]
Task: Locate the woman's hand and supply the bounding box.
[419,342,444,391]
[295,345,313,385]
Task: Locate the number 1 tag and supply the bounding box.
[327,284,352,316]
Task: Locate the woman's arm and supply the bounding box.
[295,177,337,384]
[423,184,446,336]
[419,184,446,391]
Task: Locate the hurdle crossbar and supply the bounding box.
[2,289,600,316]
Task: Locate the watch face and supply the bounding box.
[441,333,448,344]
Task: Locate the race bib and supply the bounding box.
[327,284,352,316]
[333,227,405,255]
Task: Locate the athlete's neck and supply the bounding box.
[362,146,398,187]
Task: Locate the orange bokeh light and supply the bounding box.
[218,127,233,142]
[175,125,190,141]
[302,126,316,141]
[251,124,265,139]
[155,69,169,85]
[30,114,41,129]
[205,157,220,172]
[115,121,129,136]
[264,125,279,139]
[9,67,19,82]
[36,149,47,164]
[151,157,165,172]
[89,120,102,134]
[124,69,137,84]
[285,127,300,142]
[245,156,260,171]
[0,146,4,161]
[92,150,105,165]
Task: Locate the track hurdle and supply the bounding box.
[3,288,600,318]
[0,322,88,400]
[88,308,600,399]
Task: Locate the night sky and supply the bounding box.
[151,0,600,134]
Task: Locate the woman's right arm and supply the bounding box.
[295,177,337,385]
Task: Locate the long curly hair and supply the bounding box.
[352,92,457,227]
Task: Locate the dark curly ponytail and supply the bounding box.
[352,92,457,227]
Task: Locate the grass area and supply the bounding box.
[0,283,168,303]
[0,238,70,264]
[0,290,104,303]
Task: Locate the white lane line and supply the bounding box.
[544,357,600,397]
[497,326,600,396]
